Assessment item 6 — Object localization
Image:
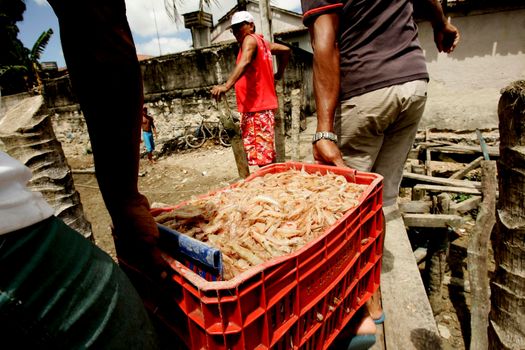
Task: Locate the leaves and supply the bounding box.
[31,28,54,64]
[163,0,220,24]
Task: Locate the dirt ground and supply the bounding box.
[69,143,240,260]
[67,136,473,350]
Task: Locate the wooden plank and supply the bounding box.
[381,205,441,349]
[449,156,484,179]
[450,196,482,215]
[403,213,463,228]
[274,81,286,162]
[290,88,301,161]
[217,99,249,179]
[425,144,499,157]
[425,148,432,176]
[468,161,497,349]
[403,172,481,189]
[413,184,482,196]
[399,200,432,214]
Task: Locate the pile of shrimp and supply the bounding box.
[155,168,367,280]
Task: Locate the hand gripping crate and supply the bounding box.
[135,162,383,350]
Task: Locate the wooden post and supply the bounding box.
[425,193,451,314]
[468,160,496,350]
[274,81,286,162]
[489,80,525,349]
[216,98,249,179]
[449,156,483,180]
[290,88,301,160]
[258,0,272,43]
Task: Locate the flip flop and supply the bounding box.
[347,334,377,350]
[373,312,385,325]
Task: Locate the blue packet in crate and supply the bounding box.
[158,224,223,281]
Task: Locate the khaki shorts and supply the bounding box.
[335,79,428,206]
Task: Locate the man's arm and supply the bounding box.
[269,42,291,81]
[211,35,258,99]
[418,0,460,53]
[152,119,157,137]
[309,13,346,167]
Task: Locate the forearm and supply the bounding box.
[223,59,250,90]
[310,13,340,132]
[271,43,291,78]
[418,0,448,29]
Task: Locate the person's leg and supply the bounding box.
[144,132,155,163]
[253,110,276,166]
[336,86,401,172]
[372,79,427,206]
[330,307,377,350]
[240,112,257,166]
[0,217,159,349]
[241,111,276,166]
[336,85,409,323]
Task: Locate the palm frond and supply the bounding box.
[30,28,53,63]
[163,0,220,23]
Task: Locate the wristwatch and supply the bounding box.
[312,131,338,144]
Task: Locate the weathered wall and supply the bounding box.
[42,42,313,156]
[417,7,525,130]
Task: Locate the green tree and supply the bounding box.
[0,0,53,96]
[0,0,30,95]
[30,28,54,93]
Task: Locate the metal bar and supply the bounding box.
[476,129,490,160]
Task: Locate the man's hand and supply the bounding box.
[112,193,168,279]
[211,84,228,100]
[434,21,460,53]
[313,139,347,168]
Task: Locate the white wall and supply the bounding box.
[417,8,525,130]
[211,2,304,44]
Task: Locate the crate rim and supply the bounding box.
[157,161,383,291]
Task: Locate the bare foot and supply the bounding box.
[353,315,376,335]
[366,289,383,321]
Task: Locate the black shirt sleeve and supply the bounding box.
[301,0,343,27]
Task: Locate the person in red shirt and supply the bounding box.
[211,11,291,167]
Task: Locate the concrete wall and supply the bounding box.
[26,7,525,157]
[42,42,313,156]
[417,8,525,130]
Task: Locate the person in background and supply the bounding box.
[0,0,170,347]
[301,0,460,348]
[142,107,158,164]
[211,11,291,167]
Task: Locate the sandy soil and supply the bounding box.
[69,143,240,260]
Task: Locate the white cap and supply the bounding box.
[228,11,254,29]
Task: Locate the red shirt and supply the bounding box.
[235,34,278,113]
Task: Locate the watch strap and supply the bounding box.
[312,131,338,144]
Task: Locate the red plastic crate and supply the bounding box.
[122,162,384,350]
